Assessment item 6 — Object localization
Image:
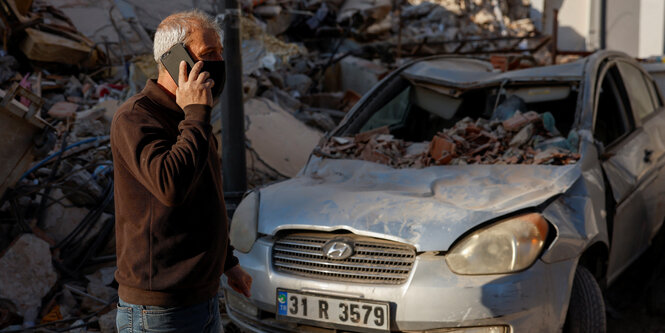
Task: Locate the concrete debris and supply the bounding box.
[337,0,392,25]
[0,234,57,318]
[42,189,89,244]
[48,101,79,119]
[69,319,86,333]
[0,0,547,330]
[244,98,323,186]
[339,56,389,95]
[98,308,117,333]
[320,111,580,167]
[86,267,116,287]
[62,165,105,207]
[80,281,116,312]
[0,1,105,67]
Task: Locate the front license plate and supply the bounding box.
[276,289,390,332]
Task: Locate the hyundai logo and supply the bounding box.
[322,239,354,260]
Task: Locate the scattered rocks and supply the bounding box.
[0,234,57,317]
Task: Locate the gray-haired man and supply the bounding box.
[111,9,252,333]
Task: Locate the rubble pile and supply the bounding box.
[320,110,581,167]
[0,2,127,331]
[0,0,105,67]
[0,121,117,331]
[0,0,545,330]
[237,0,543,183]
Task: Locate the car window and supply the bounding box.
[594,65,633,147]
[360,86,411,132]
[617,62,657,120]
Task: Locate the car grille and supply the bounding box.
[272,233,416,285]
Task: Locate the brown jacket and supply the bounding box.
[111,79,238,306]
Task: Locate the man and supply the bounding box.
[111,10,252,333]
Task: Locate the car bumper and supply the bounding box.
[223,237,578,332]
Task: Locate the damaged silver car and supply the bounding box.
[223,51,665,332]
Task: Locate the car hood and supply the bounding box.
[258,157,582,251]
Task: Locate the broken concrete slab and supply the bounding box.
[509,123,534,147]
[80,281,116,312]
[41,189,89,243]
[61,165,104,206]
[285,73,313,97]
[337,0,391,25]
[54,1,152,61]
[48,101,78,119]
[0,234,57,318]
[339,56,389,95]
[98,308,117,333]
[97,99,121,124]
[261,88,302,112]
[19,28,100,66]
[85,266,116,287]
[69,319,86,333]
[244,97,323,178]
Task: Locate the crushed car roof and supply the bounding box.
[402,57,586,89]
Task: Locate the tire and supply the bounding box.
[563,265,606,333]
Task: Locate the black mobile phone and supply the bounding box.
[160,43,196,86]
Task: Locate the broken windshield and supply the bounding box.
[319,78,581,168]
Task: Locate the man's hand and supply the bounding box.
[175,60,214,109]
[226,265,252,297]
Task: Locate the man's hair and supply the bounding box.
[153,9,223,65]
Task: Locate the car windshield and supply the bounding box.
[319,78,581,168]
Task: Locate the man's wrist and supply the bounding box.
[183,104,212,123]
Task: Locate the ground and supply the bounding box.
[607,232,665,333]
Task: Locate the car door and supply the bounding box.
[616,61,665,241]
[593,62,653,283]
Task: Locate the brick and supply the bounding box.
[428,136,456,162]
[502,112,529,131]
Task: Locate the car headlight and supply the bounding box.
[445,213,549,275]
[230,191,259,253]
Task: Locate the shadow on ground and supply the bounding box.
[607,228,665,333]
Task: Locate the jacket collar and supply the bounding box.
[142,79,183,115]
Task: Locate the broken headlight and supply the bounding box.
[230,191,259,253]
[445,213,548,275]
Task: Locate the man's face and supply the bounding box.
[185,26,225,104]
[186,27,223,63]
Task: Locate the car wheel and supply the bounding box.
[564,265,606,333]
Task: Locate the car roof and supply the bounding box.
[401,56,586,89]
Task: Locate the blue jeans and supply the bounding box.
[116,296,223,333]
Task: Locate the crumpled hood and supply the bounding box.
[258,157,582,251]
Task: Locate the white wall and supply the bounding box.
[606,0,640,57]
[537,0,664,57]
[638,0,665,57]
[556,0,592,51]
[539,0,601,51]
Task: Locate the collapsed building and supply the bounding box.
[0,0,563,331]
